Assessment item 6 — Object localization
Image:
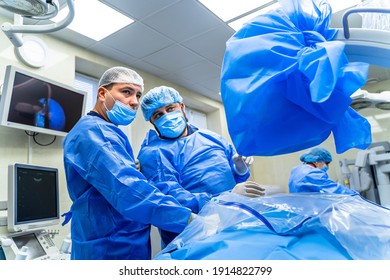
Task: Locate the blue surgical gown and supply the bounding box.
[289,164,357,194]
[62,113,192,260]
[138,124,250,246]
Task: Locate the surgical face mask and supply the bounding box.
[321,165,329,172]
[154,109,187,138]
[104,90,137,126]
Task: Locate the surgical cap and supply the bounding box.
[300,147,332,163]
[141,86,183,121]
[98,66,144,91]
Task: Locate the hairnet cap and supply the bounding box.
[141,86,183,121]
[98,66,144,91]
[300,147,332,163]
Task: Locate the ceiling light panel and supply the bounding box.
[52,0,134,41]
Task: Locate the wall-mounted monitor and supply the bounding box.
[7,163,60,233]
[0,65,86,137]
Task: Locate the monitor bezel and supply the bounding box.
[0,65,87,137]
[7,163,60,233]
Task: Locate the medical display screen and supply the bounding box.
[8,72,84,133]
[16,166,58,224]
[0,65,86,137]
[8,163,60,233]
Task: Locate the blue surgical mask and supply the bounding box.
[321,165,328,172]
[154,110,187,138]
[104,90,137,126]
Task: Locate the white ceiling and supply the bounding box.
[1,0,389,104]
[59,0,233,103]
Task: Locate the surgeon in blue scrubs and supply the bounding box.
[62,67,205,260]
[289,147,357,194]
[138,86,265,247]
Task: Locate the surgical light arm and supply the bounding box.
[1,0,75,47]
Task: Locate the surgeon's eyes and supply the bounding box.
[152,113,163,122]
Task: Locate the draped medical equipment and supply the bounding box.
[340,141,390,208]
[220,0,372,156]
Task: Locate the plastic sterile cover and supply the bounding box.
[155,192,390,260]
[220,0,372,156]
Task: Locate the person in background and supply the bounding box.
[62,67,202,260]
[138,85,265,247]
[288,147,358,194]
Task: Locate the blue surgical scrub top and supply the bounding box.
[138,124,250,246]
[62,112,192,260]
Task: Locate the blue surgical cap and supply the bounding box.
[141,86,183,121]
[300,147,332,163]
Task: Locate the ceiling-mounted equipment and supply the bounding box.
[351,89,390,111]
[0,0,75,67]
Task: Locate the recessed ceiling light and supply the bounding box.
[52,0,134,41]
[351,99,372,110]
[376,102,390,110]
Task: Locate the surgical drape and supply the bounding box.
[220,0,371,156]
[155,192,390,260]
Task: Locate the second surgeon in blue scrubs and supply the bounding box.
[138,86,265,247]
[289,147,358,194]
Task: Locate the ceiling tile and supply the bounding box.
[142,44,203,72]
[141,0,222,42]
[182,24,234,65]
[176,60,221,83]
[198,76,221,92]
[131,60,168,79]
[100,0,180,20]
[87,43,139,65]
[188,83,222,102]
[100,22,174,59]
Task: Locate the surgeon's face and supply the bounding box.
[150,102,184,124]
[103,82,143,111]
[315,162,329,169]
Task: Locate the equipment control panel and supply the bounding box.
[0,229,70,260]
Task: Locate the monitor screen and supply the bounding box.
[7,163,60,233]
[0,65,86,137]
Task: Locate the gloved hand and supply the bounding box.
[232,181,266,198]
[232,154,254,175]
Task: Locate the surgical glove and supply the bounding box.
[232,181,266,198]
[232,154,254,175]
